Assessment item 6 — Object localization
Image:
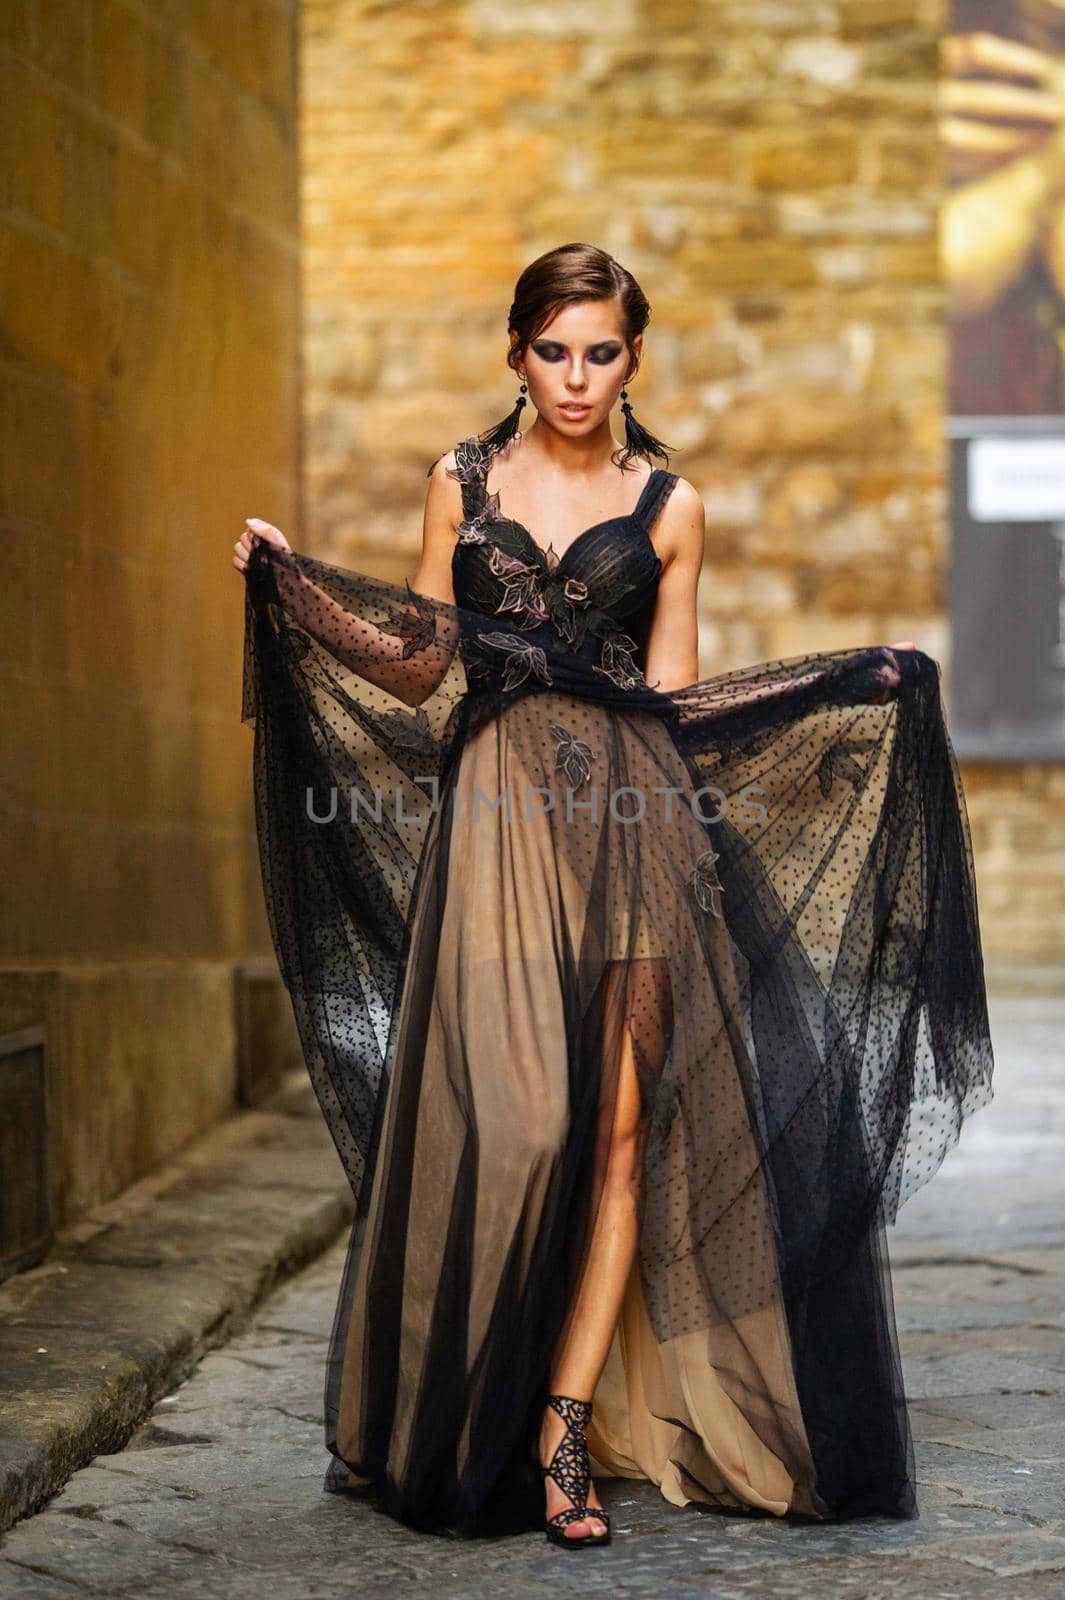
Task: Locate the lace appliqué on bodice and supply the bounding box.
[447,436,671,691]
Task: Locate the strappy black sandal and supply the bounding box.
[539,1393,612,1549]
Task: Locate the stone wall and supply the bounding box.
[0,0,301,1227]
[300,0,1063,967]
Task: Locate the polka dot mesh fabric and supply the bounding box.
[241,434,994,1537]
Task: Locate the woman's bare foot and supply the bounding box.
[538,1401,608,1540]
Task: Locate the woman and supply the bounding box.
[234,243,994,1547]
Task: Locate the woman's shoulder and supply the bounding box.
[655,472,705,566]
[662,471,702,508]
[653,462,702,515]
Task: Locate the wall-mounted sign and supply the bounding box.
[968,437,1065,520]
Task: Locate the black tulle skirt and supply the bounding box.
[241,537,994,1537]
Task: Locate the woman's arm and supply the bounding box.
[643,478,705,693]
[645,480,919,724]
[235,454,464,707]
[410,453,461,606]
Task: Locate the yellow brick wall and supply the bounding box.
[0,1,301,1221]
[300,0,1063,966]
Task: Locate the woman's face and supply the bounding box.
[513,299,642,434]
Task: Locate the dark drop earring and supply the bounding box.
[477,373,527,455]
[619,376,673,469]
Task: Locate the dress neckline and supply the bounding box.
[481,445,666,570]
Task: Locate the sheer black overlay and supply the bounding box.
[240,435,994,1537]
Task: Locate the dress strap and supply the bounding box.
[633,469,678,533]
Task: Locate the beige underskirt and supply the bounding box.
[332,694,823,1522]
[587,1253,821,1518]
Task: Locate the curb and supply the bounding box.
[0,1073,353,1536]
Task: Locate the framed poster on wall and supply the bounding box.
[944,0,1065,758]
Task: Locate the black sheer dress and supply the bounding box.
[241,433,994,1538]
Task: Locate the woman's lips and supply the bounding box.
[558,403,591,417]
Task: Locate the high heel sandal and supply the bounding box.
[539,1393,612,1549]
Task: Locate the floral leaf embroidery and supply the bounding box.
[488,544,549,628]
[478,631,554,691]
[593,633,646,690]
[539,574,594,647]
[445,443,493,489]
[687,845,725,918]
[445,459,481,487]
[817,737,880,798]
[550,721,596,789]
[365,704,439,756]
[375,583,437,659]
[456,487,504,545]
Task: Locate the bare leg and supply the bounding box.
[539,1014,643,1539]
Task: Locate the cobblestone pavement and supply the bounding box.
[1,993,1063,1599]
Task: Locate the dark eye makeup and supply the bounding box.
[531,341,623,364]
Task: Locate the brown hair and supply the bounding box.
[480,242,673,472]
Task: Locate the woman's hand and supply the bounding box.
[871,641,918,705]
[866,640,919,704]
[233,517,292,574]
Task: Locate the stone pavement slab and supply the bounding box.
[0,1075,353,1537]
